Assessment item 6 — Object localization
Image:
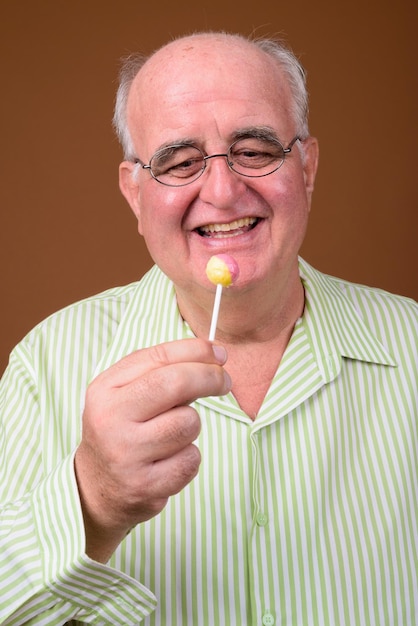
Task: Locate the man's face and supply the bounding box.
[119,36,318,300]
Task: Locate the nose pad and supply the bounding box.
[203,153,240,180]
[203,153,230,169]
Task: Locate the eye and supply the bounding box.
[151,146,204,179]
[230,138,285,169]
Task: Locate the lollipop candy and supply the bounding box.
[206,254,239,287]
[206,254,239,340]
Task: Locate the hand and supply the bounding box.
[74,338,230,562]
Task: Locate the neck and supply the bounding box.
[176,267,305,347]
[176,267,305,420]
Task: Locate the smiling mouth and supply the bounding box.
[196,216,260,238]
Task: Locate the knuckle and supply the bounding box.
[148,341,172,365]
[154,406,201,446]
[176,445,201,485]
[165,362,225,400]
[150,338,213,366]
[164,365,187,394]
[173,406,201,440]
[182,407,202,438]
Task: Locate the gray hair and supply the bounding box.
[112,32,310,160]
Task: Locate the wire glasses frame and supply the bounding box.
[134,135,301,187]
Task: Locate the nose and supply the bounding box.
[198,153,244,208]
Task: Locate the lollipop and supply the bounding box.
[206,254,239,340]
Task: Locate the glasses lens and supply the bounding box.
[150,145,204,185]
[229,138,285,176]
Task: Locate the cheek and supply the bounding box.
[141,184,194,221]
[268,172,308,214]
[268,173,311,239]
[135,186,193,256]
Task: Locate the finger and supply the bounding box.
[98,338,227,388]
[138,405,201,463]
[145,443,202,499]
[120,360,231,422]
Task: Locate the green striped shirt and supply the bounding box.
[1,258,417,625]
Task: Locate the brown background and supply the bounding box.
[1,0,417,375]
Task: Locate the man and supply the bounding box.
[1,31,417,626]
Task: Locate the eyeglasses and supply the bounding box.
[134,136,301,187]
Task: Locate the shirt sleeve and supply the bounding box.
[0,347,157,624]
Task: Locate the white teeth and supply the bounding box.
[200,217,257,233]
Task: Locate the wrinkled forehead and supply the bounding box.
[125,35,295,154]
[129,35,291,112]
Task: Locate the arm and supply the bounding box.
[0,453,156,625]
[75,339,230,562]
[0,347,156,624]
[1,337,230,624]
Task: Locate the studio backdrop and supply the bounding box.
[1,0,417,374]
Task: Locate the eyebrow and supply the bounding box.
[230,126,281,143]
[153,138,199,154]
[153,126,283,155]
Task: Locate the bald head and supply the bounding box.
[113,32,309,159]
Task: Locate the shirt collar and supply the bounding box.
[299,258,397,378]
[93,260,397,381]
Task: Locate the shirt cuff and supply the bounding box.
[32,451,157,624]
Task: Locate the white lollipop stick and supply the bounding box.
[205,254,239,341]
[208,283,223,341]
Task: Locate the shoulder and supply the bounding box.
[300,257,417,321]
[8,278,148,377]
[299,257,418,365]
[29,282,140,339]
[328,272,417,329]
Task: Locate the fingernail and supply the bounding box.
[212,344,227,364]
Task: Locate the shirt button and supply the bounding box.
[256,512,268,526]
[262,611,275,625]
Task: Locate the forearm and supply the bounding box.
[0,454,157,624]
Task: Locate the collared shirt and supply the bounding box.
[1,258,417,626]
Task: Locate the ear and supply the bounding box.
[301,136,319,202]
[119,161,143,232]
